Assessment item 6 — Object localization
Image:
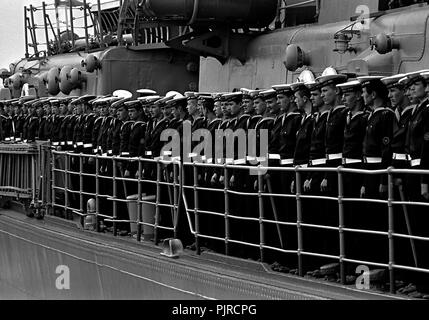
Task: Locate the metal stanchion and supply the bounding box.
[193,163,200,255]
[154,159,161,245]
[79,155,84,224]
[112,157,118,237]
[95,155,100,232]
[388,168,395,294]
[338,167,346,285]
[224,165,230,256]
[258,172,265,263]
[296,167,303,277]
[137,159,143,242]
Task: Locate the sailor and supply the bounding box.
[50,99,63,148]
[168,96,189,131]
[90,98,106,156]
[1,99,16,141]
[79,96,98,155]
[402,70,429,293]
[64,99,78,150]
[358,75,394,265]
[70,96,93,155]
[12,97,34,141]
[123,100,146,181]
[21,99,35,142]
[109,97,132,236]
[57,98,72,149]
[336,80,368,269]
[26,100,42,142]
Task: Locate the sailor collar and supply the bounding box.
[395,104,415,121]
[369,106,394,120]
[209,118,221,126]
[350,110,366,120]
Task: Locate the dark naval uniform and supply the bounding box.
[404,98,429,277]
[361,106,394,264]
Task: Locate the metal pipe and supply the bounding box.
[338,168,346,285]
[387,168,395,294]
[54,2,62,52]
[188,0,200,25]
[43,2,50,55]
[296,168,303,277]
[97,0,104,47]
[258,173,265,262]
[69,0,75,49]
[24,6,29,58]
[173,163,178,239]
[52,152,56,214]
[79,155,84,225]
[193,164,200,255]
[29,5,39,57]
[137,160,143,242]
[113,157,118,237]
[83,0,89,50]
[154,160,162,245]
[64,154,69,220]
[224,166,230,256]
[95,155,100,232]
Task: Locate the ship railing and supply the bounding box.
[0,142,51,209]
[51,150,181,243]
[182,161,429,294]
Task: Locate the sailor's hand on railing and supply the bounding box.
[117,161,123,170]
[56,146,62,151]
[394,178,403,186]
[211,173,218,185]
[303,179,312,193]
[219,175,225,185]
[379,184,388,197]
[421,184,429,201]
[124,170,130,178]
[360,186,366,198]
[229,175,235,188]
[320,179,328,193]
[290,180,295,194]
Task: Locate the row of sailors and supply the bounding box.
[0,70,429,196]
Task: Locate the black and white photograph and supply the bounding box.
[1,0,429,308]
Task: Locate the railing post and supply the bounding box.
[95,155,100,232]
[112,156,118,237]
[173,162,178,239]
[193,163,200,255]
[64,153,69,218]
[51,151,56,214]
[154,160,161,245]
[224,165,230,256]
[296,167,303,277]
[388,167,395,294]
[338,166,346,285]
[137,159,143,242]
[24,6,29,58]
[79,154,84,226]
[258,171,265,263]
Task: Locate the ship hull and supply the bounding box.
[0,209,407,300]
